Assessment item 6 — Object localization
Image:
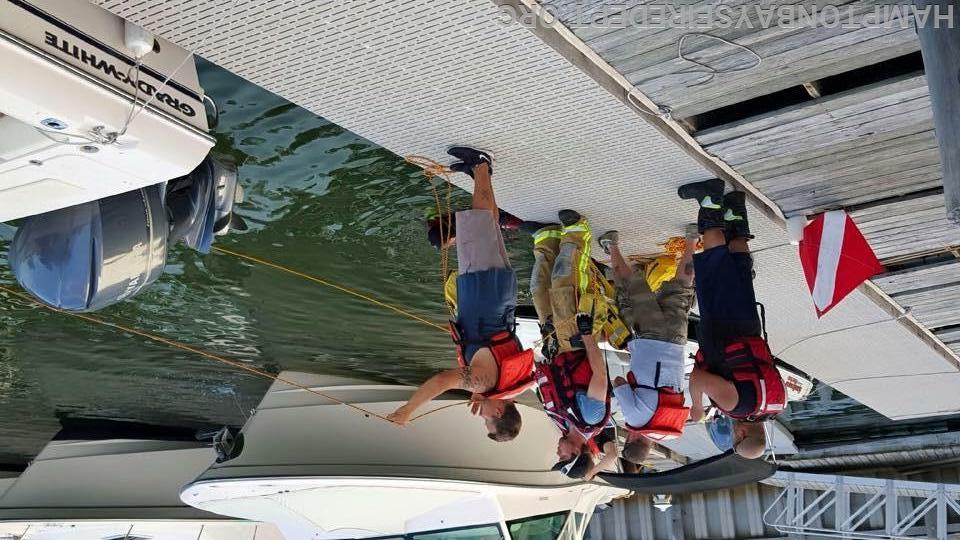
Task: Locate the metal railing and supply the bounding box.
[763,472,960,539]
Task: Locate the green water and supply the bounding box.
[0,60,535,464]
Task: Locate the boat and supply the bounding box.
[0,0,244,312]
[180,372,630,539]
[0,420,282,539]
[0,375,630,539]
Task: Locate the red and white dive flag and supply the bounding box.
[798,210,884,318]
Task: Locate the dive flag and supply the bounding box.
[798,210,884,318]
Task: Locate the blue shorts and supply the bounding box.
[693,246,761,368]
[575,391,607,426]
[456,268,518,363]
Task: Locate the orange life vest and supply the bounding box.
[695,336,787,421]
[622,371,689,441]
[449,323,535,399]
[534,350,612,441]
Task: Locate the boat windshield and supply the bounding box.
[359,523,504,540]
[506,511,569,540]
[407,525,503,540]
[409,523,504,539]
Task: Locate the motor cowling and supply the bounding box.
[8,156,243,312]
[9,185,168,312]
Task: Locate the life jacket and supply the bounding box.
[449,322,535,399]
[534,350,612,442]
[694,336,787,421]
[622,372,689,441]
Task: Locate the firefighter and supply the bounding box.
[529,211,613,474]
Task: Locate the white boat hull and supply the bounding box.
[181,372,629,539]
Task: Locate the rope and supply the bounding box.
[626,33,762,118]
[405,155,457,318]
[677,33,762,87]
[211,246,446,333]
[403,155,595,356]
[33,0,242,151]
[403,155,600,353]
[117,0,244,136]
[0,285,457,424]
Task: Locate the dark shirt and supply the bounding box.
[697,319,763,371]
[731,380,758,417]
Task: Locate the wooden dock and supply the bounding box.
[95,0,960,421]
[544,0,960,361]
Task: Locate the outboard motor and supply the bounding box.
[8,156,243,312]
[165,157,244,253]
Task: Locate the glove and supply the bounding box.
[539,319,555,338]
[576,311,594,336]
[541,337,559,361]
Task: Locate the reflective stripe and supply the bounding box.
[533,228,562,244]
[562,223,590,234]
[577,230,592,294]
[758,379,768,413]
[558,219,592,294]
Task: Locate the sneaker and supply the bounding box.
[677,178,725,209]
[597,230,619,255]
[558,209,582,227]
[447,146,493,175]
[722,191,754,240]
[499,213,523,230]
[449,161,474,178]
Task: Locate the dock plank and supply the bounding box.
[873,261,960,332]
[615,0,876,82]
[630,26,918,117]
[690,71,942,216]
[737,127,935,180]
[549,0,919,117]
[874,260,960,295]
[702,85,932,165]
[851,193,960,261]
[695,73,929,145]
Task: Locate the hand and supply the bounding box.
[469,394,484,416]
[540,319,555,338]
[387,404,413,426]
[583,466,600,481]
[689,405,704,424]
[576,311,594,336]
[541,337,558,360]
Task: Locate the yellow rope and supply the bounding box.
[211,246,447,333]
[0,157,542,426]
[405,155,456,318]
[0,284,458,424]
[661,235,702,257]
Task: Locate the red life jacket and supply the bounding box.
[622,372,689,441]
[449,323,535,399]
[534,350,612,441]
[695,336,787,421]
